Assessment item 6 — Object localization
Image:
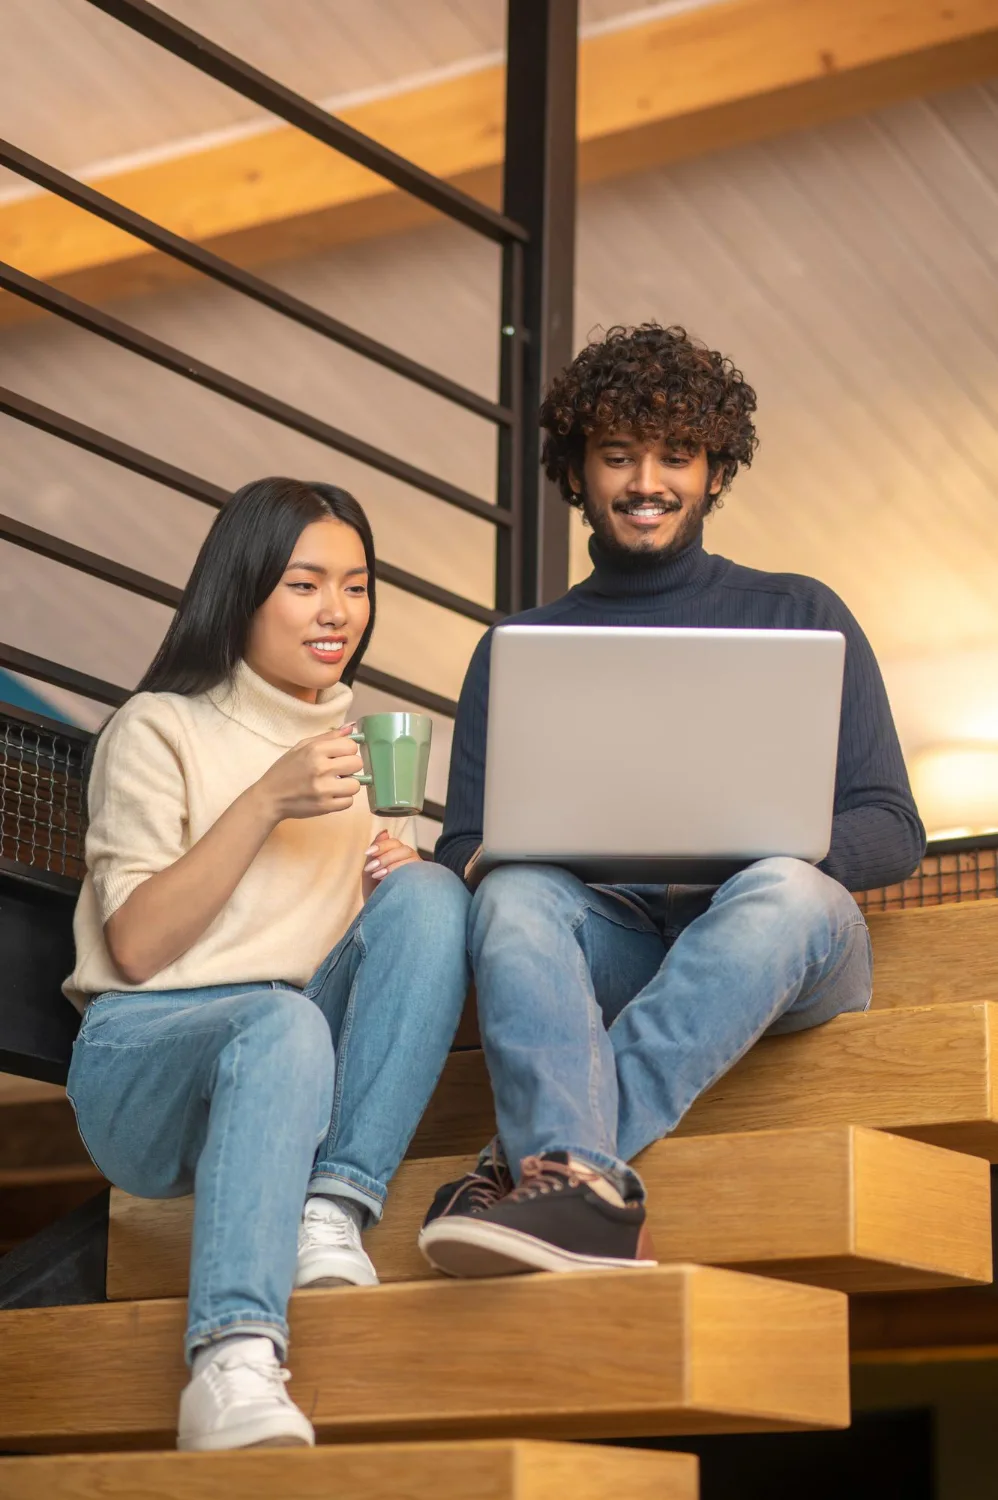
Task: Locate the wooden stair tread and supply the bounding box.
[106,1124,992,1302]
[0,1265,848,1451]
[410,1002,998,1160]
[866,899,998,1010]
[0,1441,699,1500]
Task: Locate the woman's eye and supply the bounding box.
[288,581,315,592]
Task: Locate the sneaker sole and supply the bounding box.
[418,1218,658,1278]
[178,1420,314,1452]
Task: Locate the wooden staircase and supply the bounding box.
[0,899,995,1497]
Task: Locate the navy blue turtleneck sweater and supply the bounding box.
[436,533,926,894]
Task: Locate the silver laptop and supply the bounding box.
[477,625,845,885]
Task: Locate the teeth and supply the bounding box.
[309,641,343,652]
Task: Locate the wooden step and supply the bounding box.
[866,899,998,1009]
[0,1265,848,1451]
[0,1440,698,1500]
[106,1125,992,1302]
[410,1002,998,1160]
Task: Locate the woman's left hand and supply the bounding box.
[363,830,421,895]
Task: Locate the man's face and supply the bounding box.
[572,430,723,562]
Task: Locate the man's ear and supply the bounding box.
[708,463,725,497]
[568,468,582,498]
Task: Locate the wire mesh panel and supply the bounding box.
[855,841,998,912]
[0,705,89,892]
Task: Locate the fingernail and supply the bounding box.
[363,859,380,873]
[364,844,378,857]
[372,869,387,880]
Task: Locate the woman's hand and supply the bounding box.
[363,829,421,897]
[253,725,366,822]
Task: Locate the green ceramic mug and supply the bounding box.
[348,712,432,816]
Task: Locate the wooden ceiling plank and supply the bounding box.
[2,0,998,324]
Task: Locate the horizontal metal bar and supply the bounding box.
[0,497,500,628]
[924,832,998,856]
[0,510,183,609]
[376,562,501,626]
[84,0,527,245]
[0,385,229,508]
[0,643,457,723]
[354,666,457,719]
[0,855,83,900]
[0,262,508,528]
[0,145,512,429]
[0,698,93,745]
[422,800,446,824]
[0,643,127,708]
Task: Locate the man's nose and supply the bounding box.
[627,456,664,494]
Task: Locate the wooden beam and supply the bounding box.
[0,1266,848,1451]
[105,1125,993,1302]
[409,1003,998,1161]
[2,0,998,322]
[0,1441,701,1500]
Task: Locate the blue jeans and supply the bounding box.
[468,857,872,1195]
[66,863,470,1361]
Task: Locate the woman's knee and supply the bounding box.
[228,989,333,1079]
[372,859,470,939]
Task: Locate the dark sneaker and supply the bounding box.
[420,1148,514,1230]
[418,1152,657,1278]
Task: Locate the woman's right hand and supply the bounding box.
[253,725,366,822]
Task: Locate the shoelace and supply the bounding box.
[299,1206,358,1251]
[439,1165,508,1218]
[208,1353,293,1403]
[505,1155,604,1203]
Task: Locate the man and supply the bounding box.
[419,323,924,1277]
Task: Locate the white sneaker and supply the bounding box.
[177,1338,314,1451]
[295,1195,379,1290]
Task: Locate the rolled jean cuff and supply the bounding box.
[549,1144,646,1203]
[185,1313,289,1366]
[308,1165,385,1225]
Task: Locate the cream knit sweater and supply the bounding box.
[65,661,414,1010]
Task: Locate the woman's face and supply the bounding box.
[245,518,371,702]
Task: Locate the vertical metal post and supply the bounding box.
[498,0,578,612]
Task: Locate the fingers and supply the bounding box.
[364,840,420,880]
[315,773,364,809]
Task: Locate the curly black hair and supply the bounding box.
[540,323,759,509]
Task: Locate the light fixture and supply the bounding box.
[908,744,998,842]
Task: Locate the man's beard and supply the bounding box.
[580,481,711,570]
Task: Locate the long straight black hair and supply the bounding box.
[136,476,376,698]
[84,479,375,790]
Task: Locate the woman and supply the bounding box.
[64,477,470,1451]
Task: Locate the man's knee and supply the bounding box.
[736,856,860,928]
[470,864,585,943]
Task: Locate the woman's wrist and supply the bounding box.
[241,777,282,834]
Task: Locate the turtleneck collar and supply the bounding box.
[207,659,354,747]
[579,531,712,601]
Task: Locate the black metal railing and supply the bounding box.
[0,0,579,895]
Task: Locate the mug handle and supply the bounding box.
[345,729,372,785]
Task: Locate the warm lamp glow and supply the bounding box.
[909,744,998,841]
